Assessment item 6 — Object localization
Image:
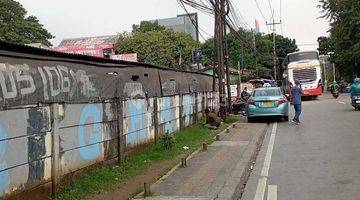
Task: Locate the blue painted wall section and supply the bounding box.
[182,95,193,126]
[58,103,118,176]
[0,123,9,197]
[127,99,148,145]
[77,104,102,161]
[162,97,173,133]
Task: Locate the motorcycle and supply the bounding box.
[351,95,360,110]
[332,89,339,98]
[331,85,340,99]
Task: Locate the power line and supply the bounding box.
[267,0,273,16]
[177,0,209,41]
[228,0,251,29]
[254,0,268,23]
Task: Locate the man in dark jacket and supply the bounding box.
[291,80,303,125]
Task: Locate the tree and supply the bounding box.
[0,0,54,46]
[132,21,166,33]
[200,29,297,79]
[317,36,332,55]
[268,34,298,79]
[115,22,198,69]
[319,0,360,78]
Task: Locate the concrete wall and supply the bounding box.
[123,98,155,147]
[0,92,218,199]
[0,106,52,199]
[57,103,118,177]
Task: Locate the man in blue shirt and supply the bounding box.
[350,78,360,98]
[291,80,303,124]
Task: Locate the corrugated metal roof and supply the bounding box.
[0,40,211,76]
[58,35,119,46]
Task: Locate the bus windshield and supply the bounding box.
[288,52,318,62]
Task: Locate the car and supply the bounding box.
[247,87,289,122]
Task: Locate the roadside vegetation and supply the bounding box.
[54,116,237,200]
[318,0,360,79]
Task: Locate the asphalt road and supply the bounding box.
[242,93,360,200]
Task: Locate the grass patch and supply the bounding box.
[53,117,237,200]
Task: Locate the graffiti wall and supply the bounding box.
[182,94,196,127]
[0,41,218,199]
[57,103,118,176]
[123,98,154,147]
[0,106,52,198]
[158,96,180,134]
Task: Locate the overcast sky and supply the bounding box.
[17,0,330,50]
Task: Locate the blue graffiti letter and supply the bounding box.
[0,123,9,196]
[161,97,173,133]
[128,99,147,144]
[78,104,102,160]
[183,96,191,124]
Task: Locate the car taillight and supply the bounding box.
[247,98,255,105]
[278,97,287,104]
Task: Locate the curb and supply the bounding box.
[134,122,237,199]
[210,123,269,199]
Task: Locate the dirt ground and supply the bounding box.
[89,154,185,200]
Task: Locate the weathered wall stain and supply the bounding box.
[0,106,52,198]
[27,108,46,182]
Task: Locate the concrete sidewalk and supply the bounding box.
[135,122,268,200]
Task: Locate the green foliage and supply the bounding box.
[0,0,54,46]
[115,21,198,69]
[132,21,166,33]
[53,122,234,200]
[319,0,360,78]
[266,34,298,78]
[160,133,175,150]
[317,36,332,55]
[200,29,297,79]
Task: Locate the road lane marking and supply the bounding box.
[254,177,267,200]
[261,123,277,177]
[254,122,277,200]
[267,185,277,200]
[338,101,346,105]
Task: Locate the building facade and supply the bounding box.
[151,13,199,42]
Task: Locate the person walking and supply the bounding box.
[291,80,303,125]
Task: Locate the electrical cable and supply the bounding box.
[177,0,211,41]
[254,0,268,23]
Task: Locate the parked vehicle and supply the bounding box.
[351,95,360,110]
[331,83,340,98]
[332,90,339,98]
[350,78,360,110]
[231,97,247,115]
[283,51,323,99]
[247,87,289,122]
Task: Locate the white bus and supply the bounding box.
[283,51,323,98]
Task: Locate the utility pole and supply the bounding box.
[224,23,231,112]
[214,0,226,118]
[237,61,241,97]
[266,11,281,80]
